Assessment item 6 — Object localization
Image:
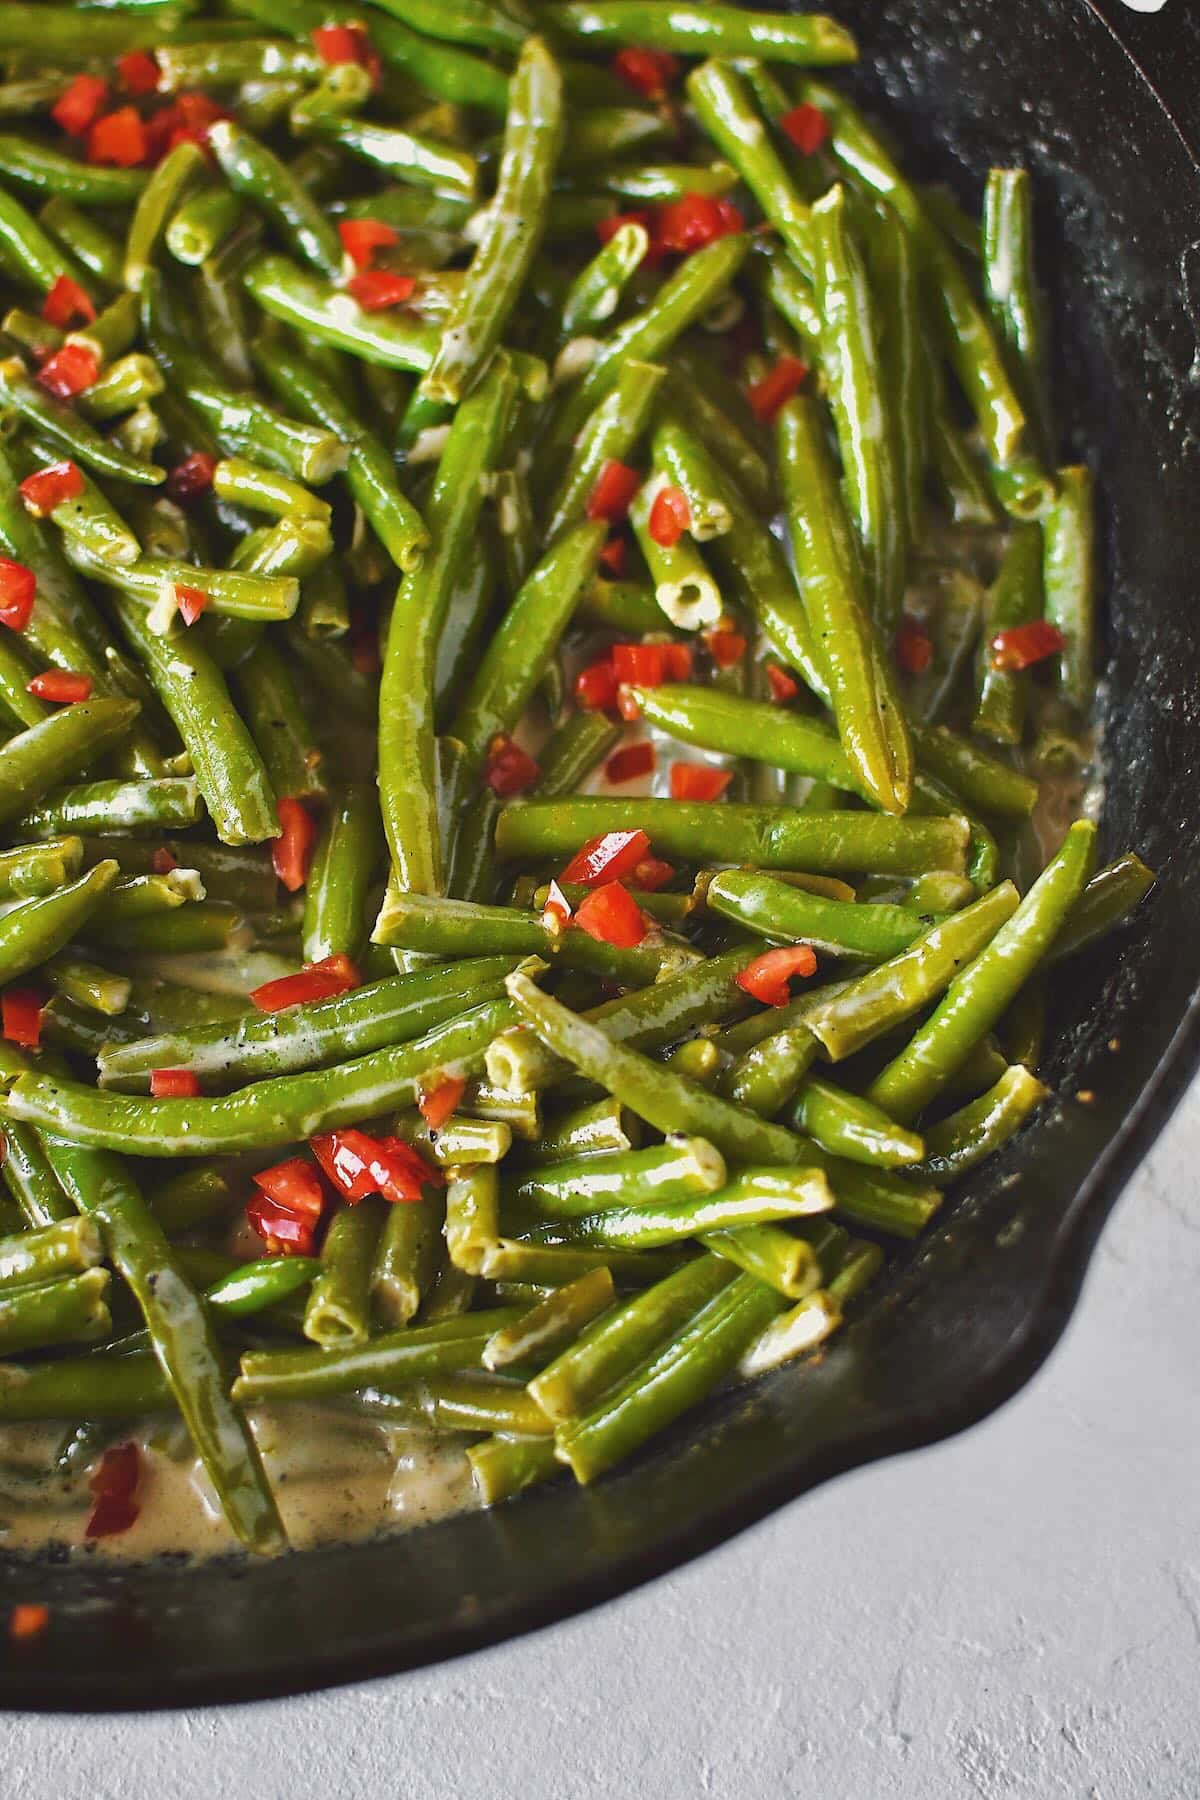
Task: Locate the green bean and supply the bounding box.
[391,1108,511,1168]
[482,1267,614,1371]
[0,859,120,985]
[16,777,202,840]
[233,1304,523,1404]
[0,697,140,825]
[3,304,62,360]
[543,358,665,543]
[46,952,134,1018]
[575,576,666,636]
[208,120,341,279]
[685,62,813,279]
[38,196,122,290]
[21,455,139,572]
[866,201,927,548]
[379,356,516,894]
[441,1164,498,1276]
[519,1164,832,1250]
[706,870,937,960]
[0,136,146,208]
[916,1064,1049,1185]
[5,995,518,1155]
[468,1434,559,1504]
[1050,855,1155,963]
[982,168,1051,453]
[789,1077,924,1168]
[550,5,856,64]
[629,475,721,631]
[630,683,858,796]
[910,721,1038,820]
[157,36,323,90]
[303,1195,385,1347]
[496,797,969,875]
[298,783,379,965]
[537,713,622,799]
[124,139,205,294]
[703,1223,820,1301]
[0,839,81,898]
[0,1215,102,1290]
[1041,466,1096,715]
[0,1115,72,1228]
[510,1138,727,1220]
[370,1186,444,1328]
[166,183,244,266]
[479,1239,683,1287]
[561,219,648,337]
[868,822,1096,1123]
[517,1097,639,1167]
[76,353,165,423]
[0,357,163,486]
[0,1350,170,1420]
[0,1268,110,1355]
[210,457,329,525]
[231,635,323,803]
[206,1253,320,1319]
[972,525,1044,745]
[736,1286,841,1376]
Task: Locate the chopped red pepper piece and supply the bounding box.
[372,1135,444,1202]
[87,106,148,168]
[249,953,360,1013]
[418,1073,466,1130]
[150,1068,200,1098]
[151,848,178,875]
[766,663,800,703]
[574,655,621,713]
[27,670,92,704]
[1,987,43,1049]
[9,1603,49,1643]
[736,944,819,1007]
[173,583,209,627]
[485,733,540,797]
[18,460,83,517]
[338,218,399,270]
[311,1127,442,1204]
[144,91,227,163]
[117,50,161,96]
[575,881,649,948]
[632,855,675,891]
[989,620,1065,672]
[586,459,642,525]
[780,103,831,156]
[704,627,747,669]
[648,483,690,548]
[541,878,572,933]
[0,559,35,632]
[662,642,694,681]
[748,354,808,424]
[598,534,628,576]
[166,451,216,505]
[272,796,316,892]
[246,1193,319,1255]
[36,343,99,401]
[654,192,745,256]
[85,1442,140,1540]
[248,1157,325,1254]
[346,270,416,311]
[312,22,376,75]
[51,74,108,139]
[612,46,680,100]
[893,615,934,676]
[253,1158,325,1218]
[612,642,666,686]
[560,828,651,887]
[41,275,96,330]
[605,740,656,784]
[670,761,732,802]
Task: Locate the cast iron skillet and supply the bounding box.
[3,0,1200,1711]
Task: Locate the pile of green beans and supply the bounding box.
[0,0,1151,1551]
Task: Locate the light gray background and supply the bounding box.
[10,1089,1200,1799]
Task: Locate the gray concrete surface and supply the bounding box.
[10,1088,1200,1799]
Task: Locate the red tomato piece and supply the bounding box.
[36,343,99,400]
[605,740,656,784]
[893,616,934,676]
[662,643,693,681]
[272,796,316,892]
[575,881,649,948]
[632,855,675,891]
[485,734,540,796]
[149,1068,200,1098]
[166,451,216,505]
[560,828,650,887]
[611,642,666,686]
[249,954,360,1013]
[117,50,161,96]
[574,656,621,713]
[41,275,96,330]
[1,987,43,1049]
[18,460,83,517]
[27,670,92,704]
[87,106,148,168]
[704,627,747,669]
[312,22,375,73]
[0,559,35,632]
[781,103,831,156]
[735,944,819,1007]
[418,1074,466,1130]
[174,583,209,627]
[310,1128,382,1204]
[748,353,808,424]
[371,1135,443,1202]
[612,46,680,100]
[766,663,800,703]
[648,483,690,548]
[670,761,732,802]
[51,74,108,138]
[346,270,416,310]
[253,1157,325,1220]
[85,1443,140,1540]
[654,192,744,256]
[989,620,1065,672]
[587,459,642,524]
[338,217,399,270]
[246,1195,318,1255]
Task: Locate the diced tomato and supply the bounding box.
[704,627,746,669]
[173,583,208,627]
[780,103,830,156]
[246,1194,319,1255]
[587,459,642,525]
[766,663,800,703]
[485,734,540,797]
[166,451,216,505]
[248,1158,325,1255]
[612,46,680,100]
[117,50,161,96]
[605,740,656,784]
[0,560,35,632]
[36,343,99,400]
[632,855,675,891]
[18,460,83,517]
[891,616,932,676]
[151,848,178,875]
[85,1442,140,1540]
[653,192,745,257]
[648,483,690,548]
[249,953,361,1013]
[598,535,628,576]
[346,270,416,311]
[9,1603,49,1643]
[27,670,92,704]
[612,642,665,686]
[253,1157,326,1220]
[541,878,572,933]
[560,828,651,887]
[272,796,316,892]
[87,106,147,168]
[338,217,399,270]
[735,944,819,1007]
[311,1127,441,1205]
[575,880,649,948]
[51,74,108,139]
[1,987,43,1049]
[574,655,621,713]
[662,642,693,680]
[418,1074,466,1130]
[312,22,375,72]
[41,275,95,330]
[149,1068,200,1098]
[371,1135,443,1202]
[144,91,227,162]
[596,209,652,247]
[670,761,732,802]
[989,620,1065,672]
[748,353,808,424]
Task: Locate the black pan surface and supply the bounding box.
[3,0,1199,1710]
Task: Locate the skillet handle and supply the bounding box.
[1082,0,1200,161]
